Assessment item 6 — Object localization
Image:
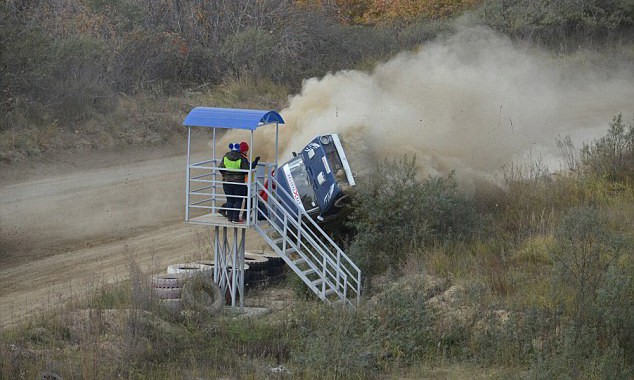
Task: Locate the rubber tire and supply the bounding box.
[153,287,182,299]
[194,260,215,270]
[181,276,224,315]
[267,265,284,276]
[152,273,186,288]
[248,250,284,266]
[167,263,212,277]
[246,269,267,287]
[244,253,269,269]
[334,194,349,208]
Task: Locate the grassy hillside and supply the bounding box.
[1,0,632,161]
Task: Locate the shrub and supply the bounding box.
[289,275,433,376]
[551,207,623,320]
[347,155,480,277]
[533,206,634,377]
[112,31,190,94]
[581,113,634,182]
[364,275,433,366]
[479,0,634,51]
[497,121,634,237]
[221,28,278,81]
[289,303,376,377]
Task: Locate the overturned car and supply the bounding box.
[274,133,356,222]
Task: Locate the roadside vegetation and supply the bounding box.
[1,0,632,161]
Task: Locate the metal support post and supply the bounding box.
[185,127,191,221]
[213,226,246,311]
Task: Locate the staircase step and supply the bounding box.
[254,200,360,308]
[323,288,336,296]
[260,227,277,235]
[292,258,306,266]
[273,237,297,246]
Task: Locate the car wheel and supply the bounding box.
[181,276,224,315]
[334,194,349,208]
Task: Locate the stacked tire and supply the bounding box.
[151,273,186,312]
[257,251,286,283]
[244,253,270,287]
[152,263,214,312]
[167,262,213,277]
[153,263,226,314]
[180,275,224,315]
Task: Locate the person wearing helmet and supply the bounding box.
[238,141,260,221]
[219,142,249,223]
[219,142,260,223]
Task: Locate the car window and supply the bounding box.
[323,142,344,177]
[288,156,318,212]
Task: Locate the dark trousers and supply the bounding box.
[223,182,246,221]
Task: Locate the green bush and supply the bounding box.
[581,113,634,182]
[531,206,634,377]
[347,155,480,277]
[364,276,433,365]
[497,117,634,237]
[551,207,623,318]
[479,0,634,51]
[221,28,278,81]
[289,303,376,378]
[289,275,433,376]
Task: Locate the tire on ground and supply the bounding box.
[194,260,215,271]
[152,273,186,288]
[167,263,212,278]
[247,250,284,266]
[152,287,182,299]
[181,275,224,315]
[334,194,349,208]
[244,253,269,270]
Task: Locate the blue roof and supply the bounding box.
[183,107,284,130]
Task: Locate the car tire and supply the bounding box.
[244,253,269,270]
[152,287,182,299]
[248,250,284,266]
[152,273,186,288]
[334,194,349,208]
[181,276,224,315]
[167,263,212,277]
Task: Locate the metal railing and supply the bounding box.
[252,174,361,306]
[186,159,274,225]
[185,158,361,306]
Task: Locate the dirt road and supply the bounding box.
[0,141,267,329]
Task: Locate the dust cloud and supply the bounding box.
[239,24,634,190]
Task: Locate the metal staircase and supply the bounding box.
[251,174,361,307]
